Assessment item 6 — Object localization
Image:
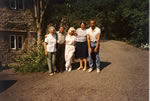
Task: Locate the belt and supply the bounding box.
[58,43,65,45]
[90,41,97,43]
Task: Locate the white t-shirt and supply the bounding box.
[45,33,57,52]
[76,28,87,42]
[86,27,101,42]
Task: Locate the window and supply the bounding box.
[10,0,17,9]
[18,0,24,10]
[9,0,24,10]
[10,35,24,50]
[17,35,24,49]
[10,35,16,49]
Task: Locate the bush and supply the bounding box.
[14,43,48,73]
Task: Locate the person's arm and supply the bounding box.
[70,35,76,45]
[87,34,92,53]
[94,34,100,52]
[94,28,101,53]
[94,31,101,53]
[44,42,48,56]
[74,32,77,36]
[44,37,48,56]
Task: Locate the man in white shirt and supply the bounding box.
[87,20,101,73]
[44,26,57,76]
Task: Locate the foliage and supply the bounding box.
[14,0,149,73]
[44,0,149,47]
[14,44,48,73]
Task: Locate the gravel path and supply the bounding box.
[0,40,149,101]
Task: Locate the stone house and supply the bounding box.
[0,0,37,64]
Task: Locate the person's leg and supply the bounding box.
[95,47,101,73]
[88,51,94,72]
[65,53,72,70]
[56,45,60,72]
[65,54,73,72]
[59,45,65,72]
[65,58,71,68]
[83,58,87,71]
[67,50,74,72]
[80,59,83,67]
[88,51,94,68]
[52,52,57,73]
[58,44,62,72]
[88,42,96,73]
[68,58,72,72]
[77,58,83,70]
[47,52,53,74]
[96,53,100,68]
[61,45,65,72]
[65,46,69,70]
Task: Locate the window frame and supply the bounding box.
[17,35,24,49]
[9,0,17,10]
[10,35,17,50]
[18,0,24,10]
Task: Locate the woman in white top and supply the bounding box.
[65,27,76,72]
[44,26,57,76]
[76,22,88,71]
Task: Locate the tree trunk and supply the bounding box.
[33,0,49,46]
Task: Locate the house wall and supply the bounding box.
[0,31,37,64]
[0,0,37,64]
[0,0,36,31]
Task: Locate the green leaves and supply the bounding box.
[14,44,48,73]
[46,0,148,46]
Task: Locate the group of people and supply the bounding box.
[44,20,101,76]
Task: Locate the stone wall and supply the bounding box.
[0,31,37,64]
[0,0,36,32]
[0,0,37,64]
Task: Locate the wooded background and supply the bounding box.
[14,0,149,73]
[40,0,149,47]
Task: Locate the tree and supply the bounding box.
[32,0,148,46]
[33,0,49,45]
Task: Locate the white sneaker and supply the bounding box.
[97,68,101,73]
[88,68,93,73]
[68,68,72,72]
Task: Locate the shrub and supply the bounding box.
[14,43,48,73]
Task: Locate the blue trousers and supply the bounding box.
[88,41,101,69]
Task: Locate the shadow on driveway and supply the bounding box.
[0,80,17,93]
[72,61,111,71]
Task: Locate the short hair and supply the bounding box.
[59,26,65,30]
[59,26,64,28]
[68,27,75,34]
[48,26,55,32]
[90,19,96,23]
[80,22,86,26]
